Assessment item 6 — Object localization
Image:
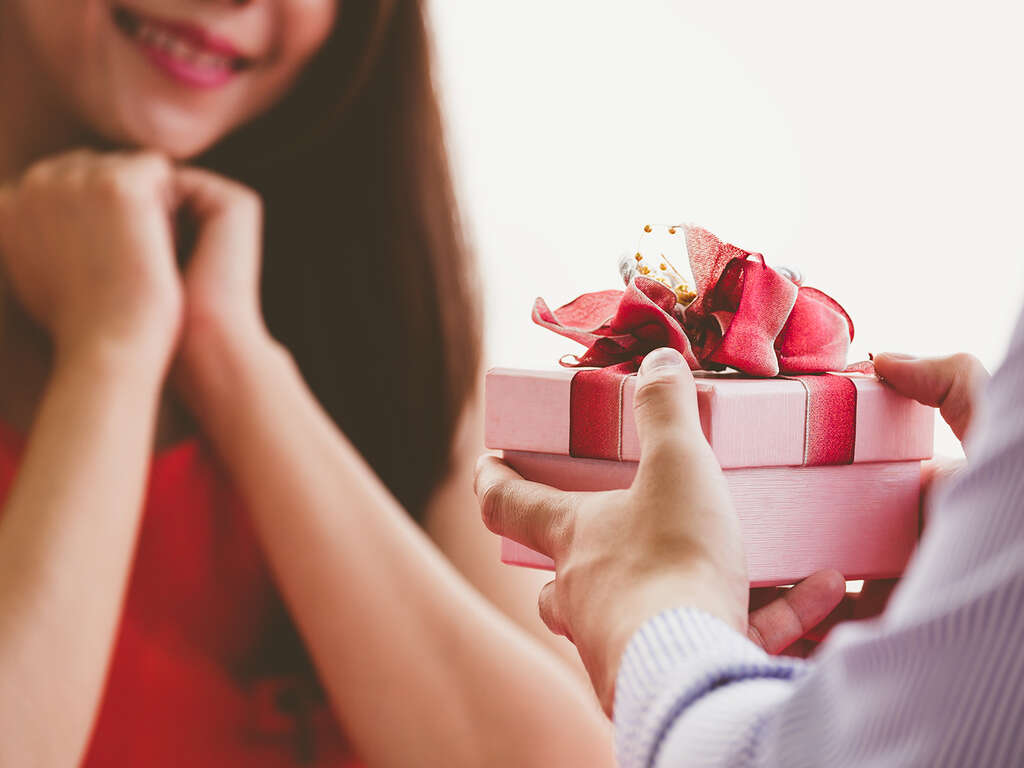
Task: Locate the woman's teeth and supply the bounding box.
[132,21,234,72]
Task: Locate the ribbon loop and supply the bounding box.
[697,256,799,376]
[533,225,853,378]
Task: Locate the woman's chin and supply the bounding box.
[98,108,230,160]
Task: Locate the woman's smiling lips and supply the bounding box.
[111,5,254,89]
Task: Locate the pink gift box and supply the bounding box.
[485,368,935,468]
[499,452,921,587]
[485,367,935,587]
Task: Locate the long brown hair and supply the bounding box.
[201,0,480,758]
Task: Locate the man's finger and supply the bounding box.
[475,455,578,559]
[632,347,712,485]
[853,579,899,620]
[802,578,903,644]
[873,352,989,443]
[747,570,846,654]
[538,580,568,639]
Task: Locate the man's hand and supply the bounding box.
[476,348,844,712]
[475,349,991,712]
[873,352,990,511]
[799,352,993,631]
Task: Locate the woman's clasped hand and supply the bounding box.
[0,149,271,354]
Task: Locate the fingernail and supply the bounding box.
[640,346,685,375]
[875,352,917,361]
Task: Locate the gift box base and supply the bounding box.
[499,451,921,588]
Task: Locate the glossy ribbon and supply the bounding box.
[536,225,866,464]
[533,225,854,376]
[567,367,859,465]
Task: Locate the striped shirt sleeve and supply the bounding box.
[613,306,1024,768]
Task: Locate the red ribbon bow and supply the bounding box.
[533,225,855,377]
[532,225,871,466]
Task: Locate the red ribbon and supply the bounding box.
[569,363,636,460]
[536,225,866,465]
[533,225,854,375]
[568,367,859,466]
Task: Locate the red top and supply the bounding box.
[0,422,356,767]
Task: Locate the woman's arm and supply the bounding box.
[182,323,613,768]
[0,341,169,767]
[0,150,183,766]
[172,169,613,767]
[420,391,595,682]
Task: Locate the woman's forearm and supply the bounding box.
[185,324,612,768]
[0,340,167,766]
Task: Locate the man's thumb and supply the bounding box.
[633,348,703,461]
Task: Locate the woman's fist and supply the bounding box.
[174,167,264,343]
[170,167,272,418]
[0,150,183,361]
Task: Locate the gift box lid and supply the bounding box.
[485,367,934,469]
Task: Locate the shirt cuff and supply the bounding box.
[613,607,807,768]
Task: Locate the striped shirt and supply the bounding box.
[614,307,1024,767]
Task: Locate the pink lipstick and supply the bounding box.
[112,6,251,89]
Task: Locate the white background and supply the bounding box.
[430,1,1024,456]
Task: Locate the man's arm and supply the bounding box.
[615,338,1019,767]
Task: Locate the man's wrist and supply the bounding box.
[599,569,750,699]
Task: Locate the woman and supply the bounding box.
[0,1,838,765]
[0,1,612,765]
